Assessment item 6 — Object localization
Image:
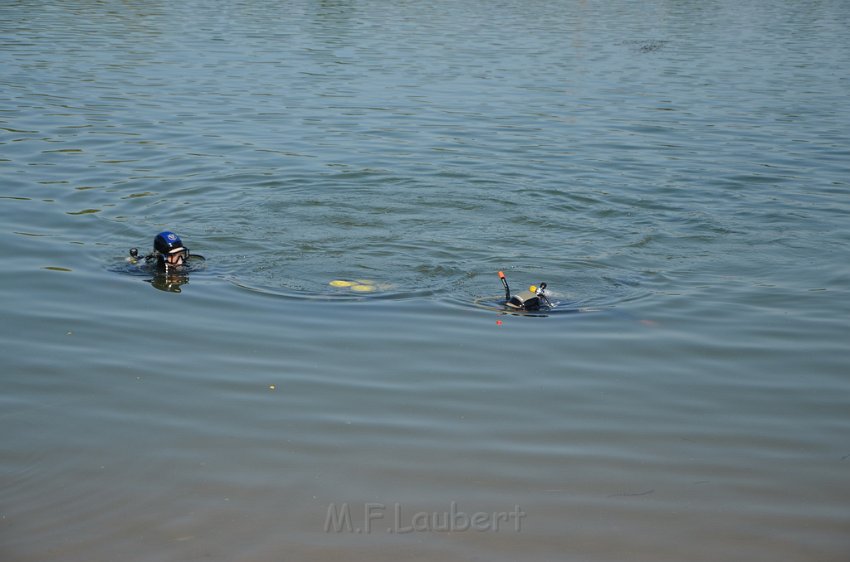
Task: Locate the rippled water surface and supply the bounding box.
[2,1,850,560]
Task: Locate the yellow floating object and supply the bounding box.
[529,285,538,293]
[330,278,384,293]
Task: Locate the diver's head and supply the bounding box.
[154,231,188,267]
[498,272,552,311]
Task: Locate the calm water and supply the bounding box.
[2,0,850,560]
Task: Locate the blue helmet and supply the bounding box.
[153,231,183,254]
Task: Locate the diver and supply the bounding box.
[125,231,206,293]
[128,231,204,271]
[498,271,553,311]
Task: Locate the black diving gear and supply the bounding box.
[498,271,552,310]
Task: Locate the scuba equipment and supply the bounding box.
[128,231,204,270]
[498,271,552,310]
[160,246,190,267]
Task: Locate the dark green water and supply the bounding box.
[2,1,849,560]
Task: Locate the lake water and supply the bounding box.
[2,0,850,560]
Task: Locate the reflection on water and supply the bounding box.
[147,270,190,293]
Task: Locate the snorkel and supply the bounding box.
[499,271,511,301]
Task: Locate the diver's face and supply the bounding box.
[164,247,188,266]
